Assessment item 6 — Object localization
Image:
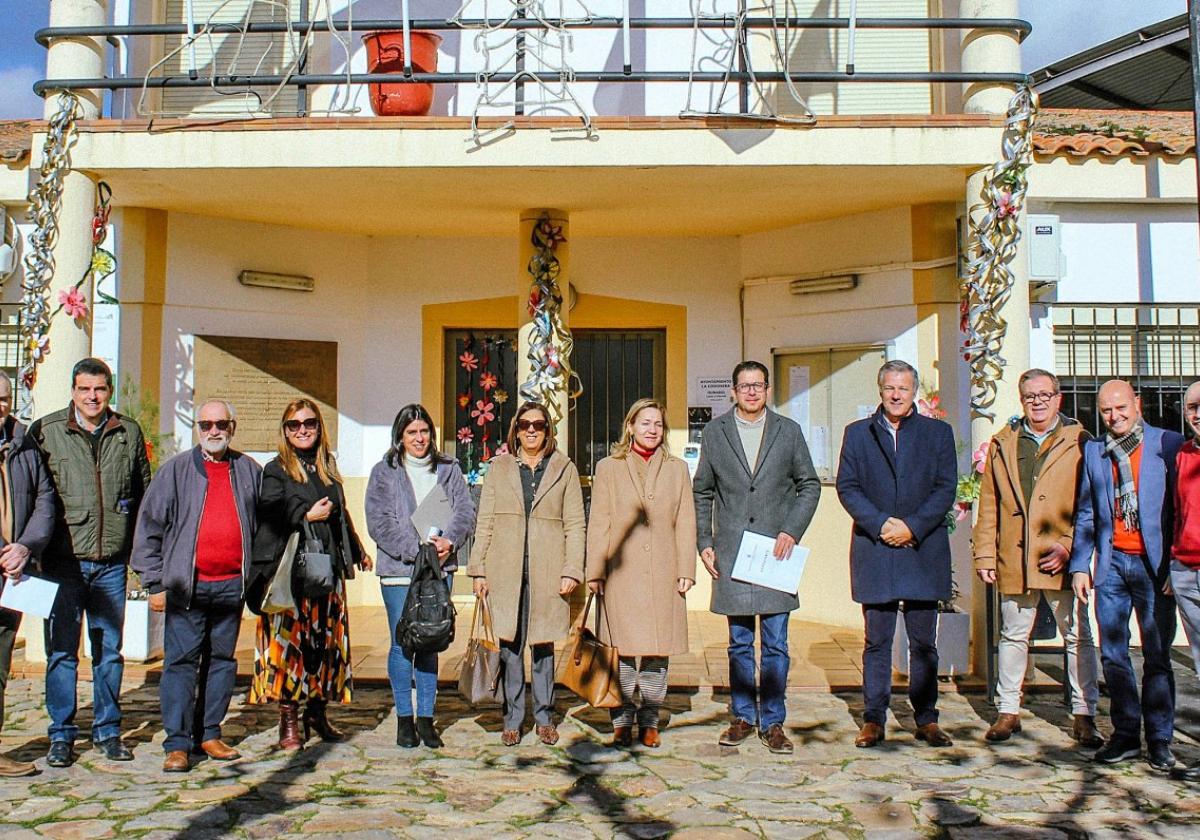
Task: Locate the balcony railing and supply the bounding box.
[32,3,1030,141]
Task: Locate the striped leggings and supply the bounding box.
[610,655,669,729]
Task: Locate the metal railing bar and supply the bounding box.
[34,18,1032,45]
[33,70,1030,95]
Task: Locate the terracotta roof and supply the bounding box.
[1033,109,1195,159]
[0,120,36,165]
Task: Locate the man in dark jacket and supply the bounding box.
[693,360,821,754]
[0,371,56,776]
[29,358,152,767]
[836,360,957,749]
[132,399,261,773]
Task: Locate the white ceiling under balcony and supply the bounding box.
[49,116,1005,237]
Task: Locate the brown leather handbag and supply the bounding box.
[561,592,622,709]
[457,597,503,707]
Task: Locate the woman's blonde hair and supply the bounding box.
[277,398,342,485]
[610,398,670,459]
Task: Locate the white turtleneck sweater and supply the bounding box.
[405,453,438,507]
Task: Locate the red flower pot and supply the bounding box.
[362,31,442,116]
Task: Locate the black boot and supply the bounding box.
[416,717,443,749]
[396,716,419,749]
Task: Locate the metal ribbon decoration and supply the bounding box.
[519,214,580,423]
[20,91,82,400]
[961,85,1038,419]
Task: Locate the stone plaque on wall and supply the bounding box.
[193,336,337,452]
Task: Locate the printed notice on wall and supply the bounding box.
[786,365,811,430]
[809,424,829,472]
[697,377,732,411]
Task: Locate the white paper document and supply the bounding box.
[0,574,60,619]
[730,531,810,595]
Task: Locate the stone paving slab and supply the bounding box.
[1,676,1199,839]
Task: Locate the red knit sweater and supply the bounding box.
[196,459,243,582]
[1174,441,1200,569]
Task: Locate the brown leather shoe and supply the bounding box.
[855,722,886,748]
[163,750,190,773]
[0,754,36,777]
[985,713,1022,742]
[199,739,240,761]
[1072,714,1104,748]
[718,718,755,746]
[611,726,633,748]
[639,727,661,749]
[760,723,794,754]
[536,724,559,746]
[915,723,953,747]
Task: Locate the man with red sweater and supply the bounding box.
[132,399,262,772]
[1172,382,1200,781]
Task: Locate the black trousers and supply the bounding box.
[862,600,939,727]
[161,578,243,752]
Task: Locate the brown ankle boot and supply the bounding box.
[276,701,303,751]
[1072,714,1103,748]
[985,713,1022,742]
[303,699,344,742]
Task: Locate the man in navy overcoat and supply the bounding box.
[836,360,957,748]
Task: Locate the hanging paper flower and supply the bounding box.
[471,399,495,426]
[28,334,50,362]
[971,440,990,474]
[494,443,509,456]
[480,371,498,391]
[483,442,492,461]
[917,395,946,421]
[546,345,561,371]
[459,351,479,372]
[457,392,471,410]
[466,469,480,485]
[91,249,115,278]
[493,388,509,404]
[538,219,566,249]
[456,426,474,444]
[58,288,89,321]
[995,190,1016,220]
[953,500,972,522]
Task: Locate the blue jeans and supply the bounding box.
[43,560,128,743]
[727,613,789,729]
[1095,550,1176,744]
[381,575,451,718]
[161,578,243,753]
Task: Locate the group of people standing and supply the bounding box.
[0,353,1198,780]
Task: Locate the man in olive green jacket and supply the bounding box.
[29,358,152,767]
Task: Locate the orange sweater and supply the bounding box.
[1111,445,1145,555]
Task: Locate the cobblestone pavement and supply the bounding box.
[1,677,1200,839]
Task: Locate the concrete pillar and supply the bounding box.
[31,1,107,414]
[517,209,571,450]
[959,0,1023,115]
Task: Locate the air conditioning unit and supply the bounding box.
[1028,214,1063,283]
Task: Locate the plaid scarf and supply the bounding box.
[1104,422,1143,533]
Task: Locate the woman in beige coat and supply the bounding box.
[587,398,697,748]
[468,402,585,746]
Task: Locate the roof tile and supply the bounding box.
[1033,108,1195,159]
[0,120,35,165]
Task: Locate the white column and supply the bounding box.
[32,0,108,412]
[959,0,1022,115]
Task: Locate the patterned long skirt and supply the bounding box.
[249,578,352,704]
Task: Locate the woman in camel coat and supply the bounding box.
[586,397,697,748]
[467,401,585,746]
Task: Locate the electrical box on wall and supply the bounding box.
[1028,214,1062,282]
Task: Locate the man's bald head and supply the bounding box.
[1097,379,1141,437]
[1185,381,1200,438]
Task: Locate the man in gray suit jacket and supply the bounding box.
[693,361,821,753]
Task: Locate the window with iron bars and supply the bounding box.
[1052,304,1200,437]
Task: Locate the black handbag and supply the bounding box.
[295,521,336,599]
[395,543,456,655]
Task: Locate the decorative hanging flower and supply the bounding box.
[995,190,1016,219]
[494,443,509,457]
[493,388,509,405]
[28,334,50,362]
[466,469,480,485]
[480,371,498,391]
[546,345,561,371]
[456,426,474,444]
[91,249,116,278]
[953,500,972,522]
[471,399,495,426]
[459,351,479,372]
[58,288,89,321]
[917,395,946,421]
[482,442,492,461]
[971,440,990,474]
[538,219,566,249]
[457,392,471,410]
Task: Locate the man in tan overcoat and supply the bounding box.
[973,368,1100,745]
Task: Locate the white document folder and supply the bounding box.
[0,574,60,619]
[730,530,810,596]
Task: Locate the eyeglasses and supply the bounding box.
[1020,391,1059,405]
[735,382,767,394]
[517,419,548,432]
[283,417,319,433]
[198,419,233,432]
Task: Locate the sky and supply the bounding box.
[0,2,1190,119]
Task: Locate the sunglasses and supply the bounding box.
[517,419,548,432]
[283,417,320,433]
[197,419,233,432]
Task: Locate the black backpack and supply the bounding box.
[395,543,456,654]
